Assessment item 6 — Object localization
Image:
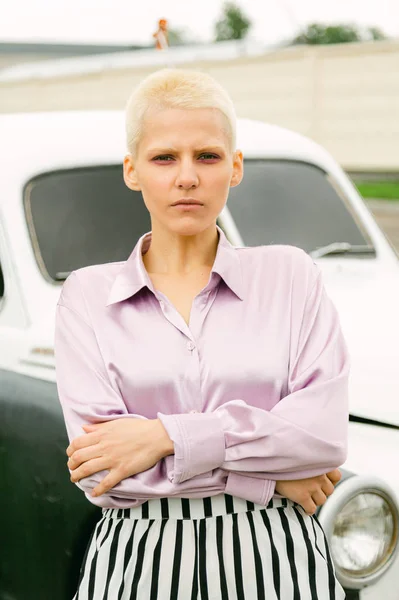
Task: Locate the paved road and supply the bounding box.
[365,200,399,253]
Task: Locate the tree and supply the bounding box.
[368,26,387,41]
[167,28,190,46]
[294,23,360,45]
[214,2,251,42]
[293,23,387,45]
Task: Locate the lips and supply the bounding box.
[172,199,203,206]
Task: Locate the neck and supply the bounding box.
[142,222,219,276]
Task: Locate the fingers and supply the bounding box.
[70,457,108,483]
[91,470,124,498]
[82,424,99,432]
[326,469,342,485]
[301,496,318,516]
[66,432,100,457]
[279,470,341,517]
[67,445,101,470]
[311,489,327,508]
[321,476,335,497]
[301,489,327,515]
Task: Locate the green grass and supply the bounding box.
[355,181,399,200]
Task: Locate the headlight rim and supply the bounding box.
[317,474,399,590]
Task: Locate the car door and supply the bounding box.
[0,215,29,373]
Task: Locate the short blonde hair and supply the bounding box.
[125,68,237,158]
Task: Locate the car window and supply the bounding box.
[24,160,374,283]
[0,264,4,298]
[24,166,152,282]
[227,160,374,254]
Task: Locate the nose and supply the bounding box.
[175,158,199,190]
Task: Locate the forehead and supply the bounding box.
[140,107,230,149]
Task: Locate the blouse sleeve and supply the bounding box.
[157,259,350,487]
[54,272,220,507]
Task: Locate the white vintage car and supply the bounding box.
[1,111,398,600]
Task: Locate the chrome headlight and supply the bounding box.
[317,475,399,590]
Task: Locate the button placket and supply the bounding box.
[157,295,192,339]
[183,332,202,413]
[189,292,209,340]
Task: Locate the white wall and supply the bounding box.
[1,39,398,171]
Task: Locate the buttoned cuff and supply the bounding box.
[157,411,225,484]
[225,473,276,505]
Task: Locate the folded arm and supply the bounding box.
[54,272,223,507]
[158,261,350,504]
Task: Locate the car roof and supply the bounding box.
[0,110,338,190]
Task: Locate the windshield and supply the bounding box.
[24,160,374,282]
[24,166,151,282]
[226,160,373,252]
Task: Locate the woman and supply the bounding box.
[54,68,349,599]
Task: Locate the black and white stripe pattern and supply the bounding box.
[73,494,345,599]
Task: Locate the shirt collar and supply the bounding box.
[105,225,244,307]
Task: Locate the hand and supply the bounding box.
[66,418,174,497]
[275,469,341,515]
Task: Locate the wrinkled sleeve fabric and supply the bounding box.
[158,257,350,489]
[55,272,157,505]
[54,272,219,507]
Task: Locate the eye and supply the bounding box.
[199,153,219,161]
[151,153,220,162]
[152,155,174,161]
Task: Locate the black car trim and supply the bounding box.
[349,414,399,431]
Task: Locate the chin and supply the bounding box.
[167,217,217,237]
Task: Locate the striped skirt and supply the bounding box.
[73,494,345,600]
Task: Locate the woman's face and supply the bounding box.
[123,107,243,236]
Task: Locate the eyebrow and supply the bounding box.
[147,145,226,155]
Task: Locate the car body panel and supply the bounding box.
[1,111,398,599]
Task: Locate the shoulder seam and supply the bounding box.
[56,301,92,328]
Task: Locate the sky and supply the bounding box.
[1,0,398,46]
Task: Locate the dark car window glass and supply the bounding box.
[227,160,373,253]
[25,160,374,283]
[0,264,4,298]
[24,166,151,282]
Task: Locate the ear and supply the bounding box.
[123,153,141,191]
[230,149,244,188]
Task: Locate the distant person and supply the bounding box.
[55,68,349,599]
[153,18,169,50]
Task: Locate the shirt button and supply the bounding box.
[189,410,198,414]
[187,341,195,351]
